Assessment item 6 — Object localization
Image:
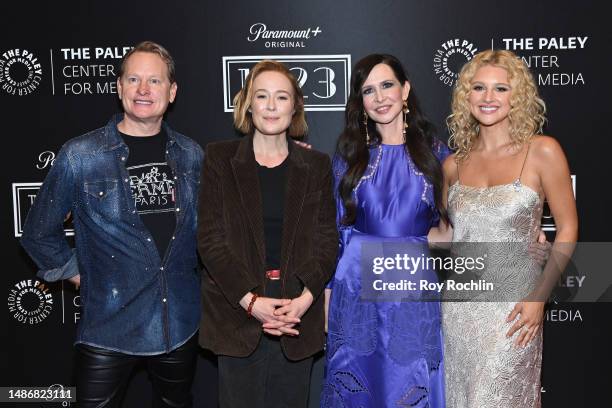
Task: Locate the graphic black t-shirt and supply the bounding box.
[120,129,176,259]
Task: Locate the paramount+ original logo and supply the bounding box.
[0,48,42,96]
[247,22,322,49]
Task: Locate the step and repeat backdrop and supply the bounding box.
[2,1,610,406]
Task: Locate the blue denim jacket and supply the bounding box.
[21,115,203,355]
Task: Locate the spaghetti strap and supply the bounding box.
[456,159,461,184]
[517,143,531,183]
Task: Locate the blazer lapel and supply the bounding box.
[230,136,265,267]
[280,145,308,272]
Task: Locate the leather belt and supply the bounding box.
[265,269,281,280]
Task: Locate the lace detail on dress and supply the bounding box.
[353,145,383,194]
[326,280,377,359]
[388,302,443,370]
[321,368,372,408]
[443,182,544,408]
[354,141,450,211]
[334,371,369,393]
[397,385,429,407]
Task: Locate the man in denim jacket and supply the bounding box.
[21,41,203,407]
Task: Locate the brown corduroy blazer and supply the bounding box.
[197,135,338,361]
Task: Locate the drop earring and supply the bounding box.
[363,110,370,145]
[402,100,409,137]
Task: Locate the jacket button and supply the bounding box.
[162,298,167,303]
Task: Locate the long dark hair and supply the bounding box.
[337,54,448,225]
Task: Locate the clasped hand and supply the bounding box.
[245,289,314,337]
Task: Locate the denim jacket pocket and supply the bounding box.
[83,179,122,219]
[84,179,119,198]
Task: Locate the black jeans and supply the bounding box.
[75,334,198,408]
[218,335,313,408]
[217,280,313,408]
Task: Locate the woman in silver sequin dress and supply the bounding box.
[436,50,578,407]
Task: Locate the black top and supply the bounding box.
[257,157,288,271]
[120,128,176,259]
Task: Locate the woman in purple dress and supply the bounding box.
[321,54,449,407]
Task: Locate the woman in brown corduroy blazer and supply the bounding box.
[197,60,338,408]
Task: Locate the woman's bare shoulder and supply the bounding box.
[442,153,458,184]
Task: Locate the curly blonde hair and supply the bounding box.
[447,49,546,161]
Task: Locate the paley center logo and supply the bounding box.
[223,54,351,112]
[55,45,131,95]
[247,22,322,48]
[7,279,54,325]
[12,182,74,238]
[0,48,42,96]
[432,38,478,87]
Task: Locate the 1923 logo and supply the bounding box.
[222,55,351,112]
[12,183,74,237]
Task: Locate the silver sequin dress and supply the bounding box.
[442,180,544,408]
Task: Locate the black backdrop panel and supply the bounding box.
[2,1,610,406]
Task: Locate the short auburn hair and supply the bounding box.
[233,60,308,137]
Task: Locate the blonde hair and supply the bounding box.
[233,60,308,137]
[447,49,546,161]
[119,41,175,83]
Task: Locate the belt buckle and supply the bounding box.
[265,269,281,280]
